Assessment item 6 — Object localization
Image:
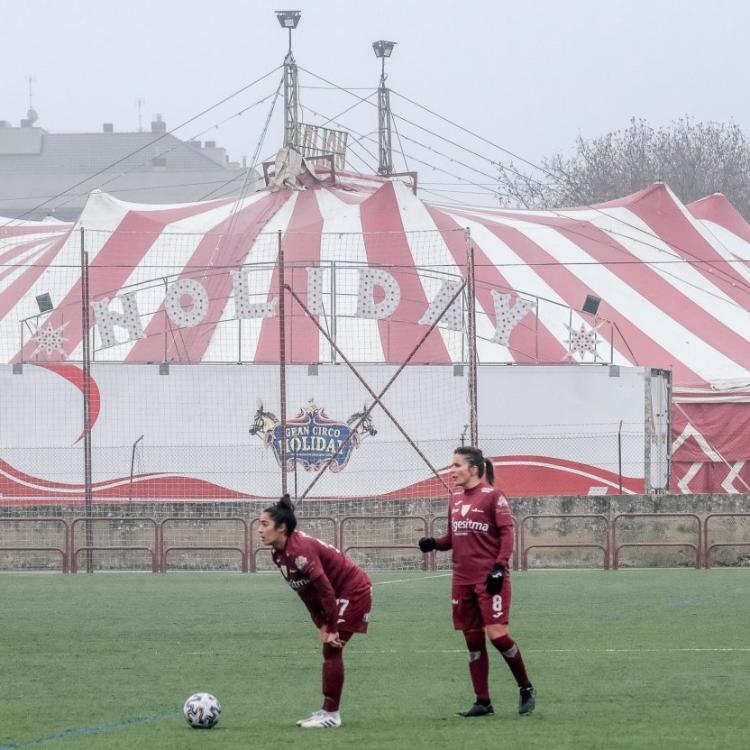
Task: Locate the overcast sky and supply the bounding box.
[3,0,749,205]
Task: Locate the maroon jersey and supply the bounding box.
[272,531,371,631]
[434,481,513,584]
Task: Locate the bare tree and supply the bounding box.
[498,117,750,218]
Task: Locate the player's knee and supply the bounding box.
[485,623,509,640]
[490,632,517,657]
[323,643,344,660]
[463,628,486,652]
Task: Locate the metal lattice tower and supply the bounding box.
[373,40,396,176]
[276,11,301,149]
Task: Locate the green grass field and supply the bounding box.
[3,569,750,749]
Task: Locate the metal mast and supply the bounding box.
[372,40,396,175]
[276,10,301,149]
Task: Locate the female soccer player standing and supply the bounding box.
[418,446,536,717]
[258,494,372,729]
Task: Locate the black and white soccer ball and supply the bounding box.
[183,692,221,729]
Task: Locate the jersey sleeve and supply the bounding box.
[305,574,339,631]
[493,491,514,567]
[433,501,453,551]
[293,539,339,631]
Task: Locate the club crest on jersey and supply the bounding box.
[249,398,377,472]
[460,504,472,517]
[295,555,308,571]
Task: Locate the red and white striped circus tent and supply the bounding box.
[0,216,73,338]
[3,171,750,494]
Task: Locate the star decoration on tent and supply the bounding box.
[564,321,602,361]
[31,321,69,358]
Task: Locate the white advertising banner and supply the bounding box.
[0,363,669,501]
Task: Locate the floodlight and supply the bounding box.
[582,294,601,316]
[372,40,396,58]
[275,10,301,29]
[36,293,53,313]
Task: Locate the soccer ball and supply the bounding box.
[183,692,221,729]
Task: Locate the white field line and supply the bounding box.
[373,573,452,585]
[185,646,750,657]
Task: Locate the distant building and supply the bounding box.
[0,114,259,220]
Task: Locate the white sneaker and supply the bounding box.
[298,710,341,728]
[296,710,324,727]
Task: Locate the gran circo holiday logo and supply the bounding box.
[249,399,376,472]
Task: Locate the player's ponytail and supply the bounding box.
[263,493,298,534]
[484,458,495,486]
[454,446,494,485]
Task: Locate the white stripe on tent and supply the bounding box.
[394,182,494,363]
[566,206,750,336]
[691,219,750,288]
[445,214,632,367]
[315,188,384,363]
[88,192,269,362]
[457,208,750,381]
[203,192,298,362]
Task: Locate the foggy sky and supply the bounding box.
[3,0,749,206]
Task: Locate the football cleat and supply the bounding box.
[296,710,324,727]
[298,710,342,728]
[458,701,494,717]
[518,686,536,715]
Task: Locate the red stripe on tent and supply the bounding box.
[426,205,566,362]
[12,202,226,363]
[488,217,705,383]
[126,192,288,363]
[328,183,380,205]
[488,209,750,382]
[628,185,750,312]
[254,190,323,362]
[688,193,750,246]
[0,224,70,239]
[456,213,707,385]
[1,233,69,333]
[0,236,59,266]
[359,183,451,363]
[0,241,52,285]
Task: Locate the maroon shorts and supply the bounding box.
[314,587,372,634]
[451,575,512,631]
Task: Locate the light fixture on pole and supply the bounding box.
[582,294,601,316]
[36,293,54,313]
[372,40,396,176]
[275,10,302,149]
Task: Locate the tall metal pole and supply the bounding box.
[465,229,478,447]
[278,230,288,496]
[80,228,94,573]
[377,57,393,175]
[283,45,299,149]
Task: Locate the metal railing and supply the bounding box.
[1,512,747,572]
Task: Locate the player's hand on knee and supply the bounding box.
[418,537,436,553]
[324,630,344,648]
[485,563,505,594]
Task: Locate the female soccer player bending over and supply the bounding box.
[258,494,372,729]
[418,446,536,717]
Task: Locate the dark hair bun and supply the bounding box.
[278,493,294,511]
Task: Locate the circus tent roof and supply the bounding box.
[3,176,750,389]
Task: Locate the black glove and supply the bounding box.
[418,537,436,553]
[485,563,505,594]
